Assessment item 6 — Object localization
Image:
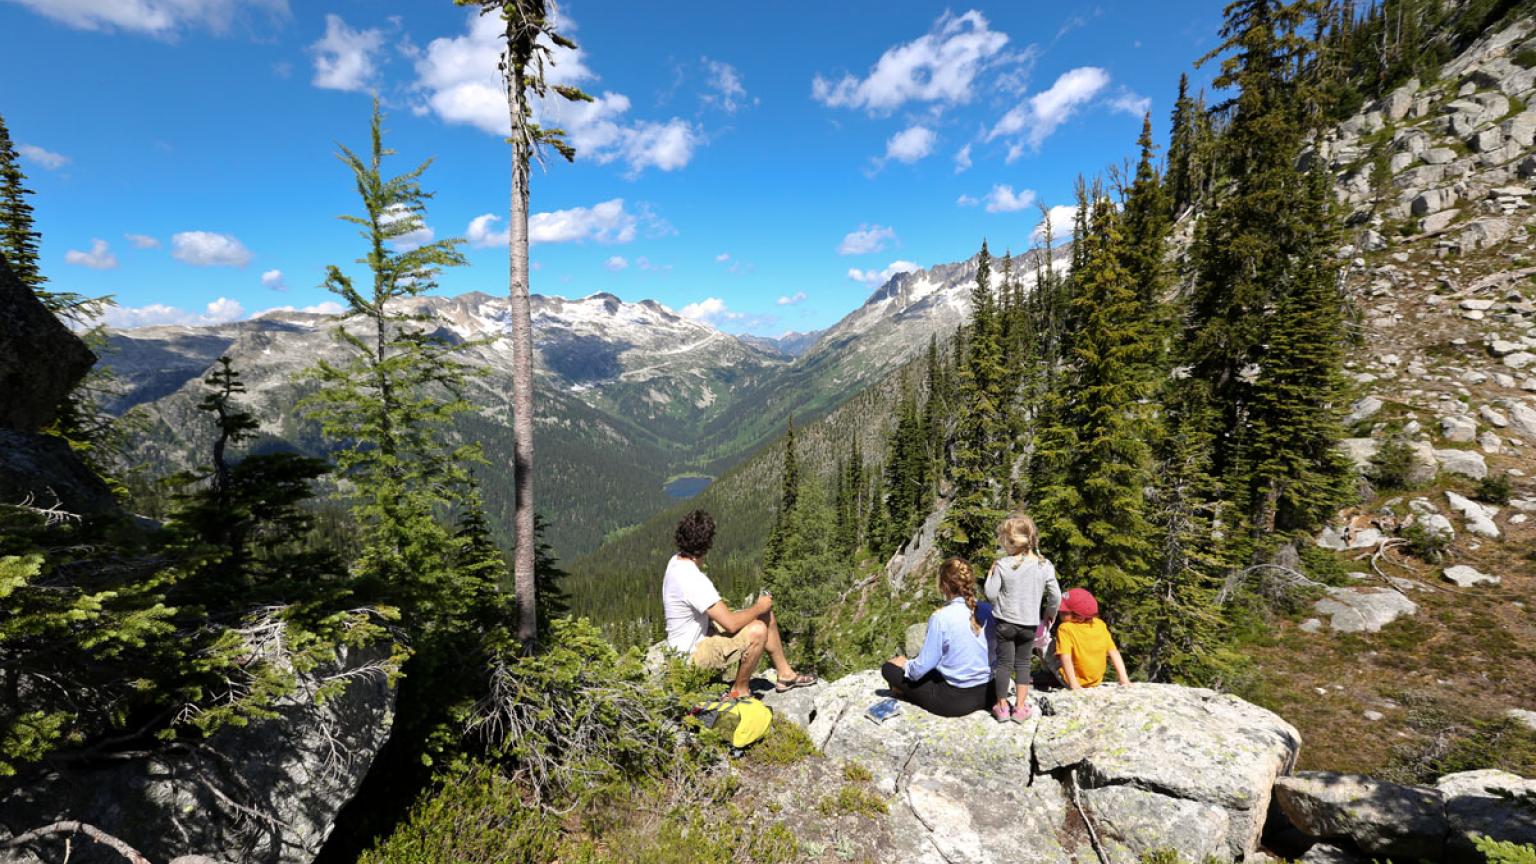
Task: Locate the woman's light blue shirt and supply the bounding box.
[905,598,995,688]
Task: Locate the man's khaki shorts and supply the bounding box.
[690,629,752,671]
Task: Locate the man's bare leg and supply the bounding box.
[729,620,769,698]
[760,609,798,680]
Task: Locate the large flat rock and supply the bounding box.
[764,671,1300,862]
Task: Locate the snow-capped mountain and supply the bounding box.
[102,245,1063,557]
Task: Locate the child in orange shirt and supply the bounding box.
[1050,588,1130,689]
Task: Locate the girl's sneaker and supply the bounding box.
[1011,701,1033,723]
[992,703,1012,724]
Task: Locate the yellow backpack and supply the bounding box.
[693,696,773,755]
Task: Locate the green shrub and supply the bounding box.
[1402,521,1451,564]
[842,760,873,783]
[469,619,691,807]
[1515,48,1536,70]
[817,783,888,818]
[1477,836,1536,864]
[358,761,561,864]
[1368,427,1416,490]
[1475,472,1513,505]
[746,719,820,766]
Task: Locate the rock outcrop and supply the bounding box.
[766,671,1300,863]
[1274,768,1536,863]
[0,253,96,431]
[0,644,395,864]
[0,253,115,516]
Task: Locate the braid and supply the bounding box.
[939,557,982,635]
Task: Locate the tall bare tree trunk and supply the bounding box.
[507,45,537,645]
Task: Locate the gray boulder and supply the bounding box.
[1442,564,1499,587]
[1313,588,1417,634]
[1275,771,1446,861]
[1438,770,1536,861]
[0,644,395,864]
[1433,448,1488,480]
[0,253,97,432]
[764,671,1299,862]
[1508,401,1536,439]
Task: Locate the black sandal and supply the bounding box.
[773,672,818,693]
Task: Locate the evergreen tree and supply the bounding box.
[1186,0,1350,546]
[299,100,498,631]
[762,481,845,671]
[1119,114,1174,371]
[1239,161,1352,536]
[454,0,596,642]
[764,417,799,567]
[1136,391,1235,684]
[940,241,1008,562]
[0,114,44,296]
[1166,73,1200,215]
[1030,192,1159,604]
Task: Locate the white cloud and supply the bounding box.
[465,199,659,248]
[812,10,1009,113]
[837,224,896,256]
[953,143,972,173]
[310,14,384,93]
[679,297,731,322]
[124,233,159,248]
[205,297,244,320]
[956,193,980,207]
[701,57,748,113]
[18,144,69,170]
[5,0,289,38]
[883,125,936,164]
[1031,204,1078,244]
[714,252,731,262]
[604,255,628,271]
[777,292,807,306]
[983,184,1037,213]
[63,238,118,270]
[171,230,252,267]
[848,260,920,284]
[531,199,640,244]
[990,66,1110,154]
[261,268,287,291]
[381,203,433,252]
[1110,90,1151,117]
[412,11,700,176]
[104,295,248,329]
[465,213,509,248]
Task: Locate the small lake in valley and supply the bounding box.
[663,475,714,499]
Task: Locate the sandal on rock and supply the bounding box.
[773,673,818,693]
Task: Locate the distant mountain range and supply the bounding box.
[101,246,1066,558]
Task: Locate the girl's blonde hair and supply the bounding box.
[997,512,1039,556]
[938,557,982,635]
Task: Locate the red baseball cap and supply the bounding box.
[1060,588,1098,618]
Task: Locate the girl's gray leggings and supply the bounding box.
[994,620,1037,699]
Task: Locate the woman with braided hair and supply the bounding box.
[880,557,996,717]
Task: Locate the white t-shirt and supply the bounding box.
[662,554,722,653]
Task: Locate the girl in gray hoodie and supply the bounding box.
[984,512,1061,722]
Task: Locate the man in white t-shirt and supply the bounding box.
[662,509,817,698]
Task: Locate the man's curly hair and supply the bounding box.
[675,509,716,558]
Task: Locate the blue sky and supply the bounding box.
[0,0,1225,336]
